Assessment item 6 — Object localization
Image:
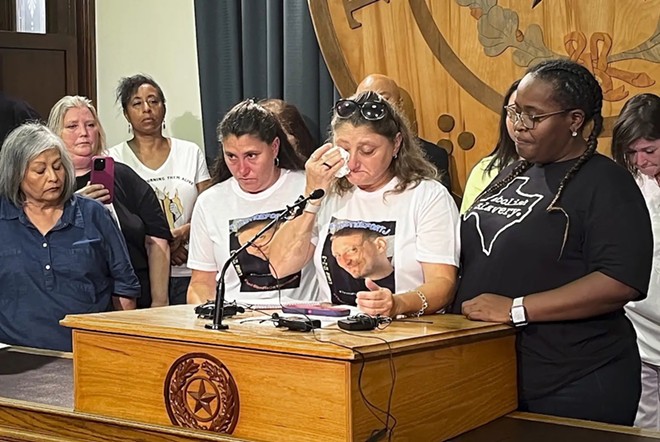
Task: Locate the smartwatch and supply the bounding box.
[510,297,528,327]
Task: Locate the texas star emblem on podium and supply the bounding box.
[164,353,240,433]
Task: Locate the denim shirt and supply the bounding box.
[0,195,140,351]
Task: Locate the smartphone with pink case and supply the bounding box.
[281,303,351,317]
[90,156,115,203]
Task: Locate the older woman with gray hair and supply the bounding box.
[0,123,140,352]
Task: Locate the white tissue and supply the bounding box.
[329,146,350,178]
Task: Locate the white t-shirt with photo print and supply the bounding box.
[108,137,210,277]
[313,177,460,305]
[188,169,320,305]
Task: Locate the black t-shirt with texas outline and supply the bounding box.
[453,154,652,402]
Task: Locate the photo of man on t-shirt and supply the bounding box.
[229,213,301,291]
[322,219,396,305]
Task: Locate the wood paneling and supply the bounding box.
[350,336,516,440]
[0,0,95,118]
[0,45,69,117]
[309,1,660,195]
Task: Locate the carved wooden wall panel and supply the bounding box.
[309,0,660,195]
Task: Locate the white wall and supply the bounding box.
[95,0,204,149]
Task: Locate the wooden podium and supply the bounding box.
[61,306,517,441]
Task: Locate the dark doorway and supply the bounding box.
[0,0,96,118]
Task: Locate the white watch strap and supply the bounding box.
[512,297,524,307]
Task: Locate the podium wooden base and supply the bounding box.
[62,306,517,441]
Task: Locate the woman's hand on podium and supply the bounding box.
[461,293,512,323]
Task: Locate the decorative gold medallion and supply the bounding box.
[164,353,239,433]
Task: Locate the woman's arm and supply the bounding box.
[171,223,191,266]
[269,144,345,277]
[187,270,217,304]
[112,296,137,310]
[462,271,639,323]
[268,211,317,278]
[94,200,141,304]
[527,272,638,321]
[357,262,457,316]
[145,235,170,307]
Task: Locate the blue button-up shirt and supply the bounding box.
[0,195,140,351]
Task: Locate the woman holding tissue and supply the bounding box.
[186,99,320,306]
[268,91,460,317]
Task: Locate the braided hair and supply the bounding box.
[469,59,603,256]
[532,59,604,210]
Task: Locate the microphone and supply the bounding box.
[308,189,325,200]
[205,189,325,330]
[285,189,325,219]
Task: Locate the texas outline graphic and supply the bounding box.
[464,176,544,256]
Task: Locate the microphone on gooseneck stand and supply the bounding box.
[205,189,325,331]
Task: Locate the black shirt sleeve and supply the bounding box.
[580,157,652,298]
[114,163,172,241]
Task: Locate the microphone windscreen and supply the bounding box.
[310,189,325,200]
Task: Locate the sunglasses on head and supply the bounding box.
[334,99,388,121]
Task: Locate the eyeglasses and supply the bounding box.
[335,99,388,121]
[504,105,569,129]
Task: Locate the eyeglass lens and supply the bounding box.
[505,106,534,129]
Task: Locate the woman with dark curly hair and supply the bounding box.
[109,74,211,305]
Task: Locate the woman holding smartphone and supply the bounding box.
[48,95,172,309]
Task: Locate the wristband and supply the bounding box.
[303,202,321,214]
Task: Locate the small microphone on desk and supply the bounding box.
[271,313,321,332]
[338,314,389,331]
[195,300,245,320]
